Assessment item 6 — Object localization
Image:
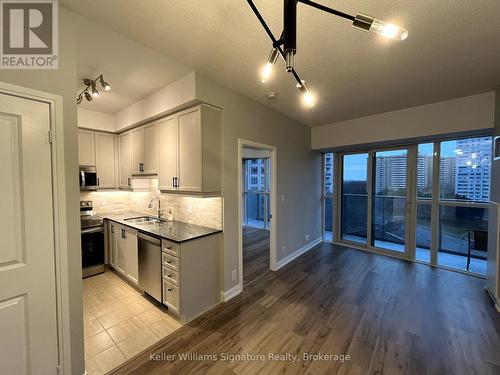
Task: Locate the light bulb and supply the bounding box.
[261,62,273,83]
[302,91,315,107]
[370,19,408,41]
[353,13,408,41]
[297,80,315,108]
[260,48,279,83]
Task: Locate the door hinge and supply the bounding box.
[48,129,54,144]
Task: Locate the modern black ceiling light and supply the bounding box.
[77,74,111,104]
[248,0,408,108]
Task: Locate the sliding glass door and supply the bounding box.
[332,135,492,276]
[371,149,409,254]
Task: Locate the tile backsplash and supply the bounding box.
[80,190,223,230]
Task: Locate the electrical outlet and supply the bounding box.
[281,245,285,254]
[187,205,193,214]
[305,234,310,241]
[231,270,237,281]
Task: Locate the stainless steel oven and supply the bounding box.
[81,201,104,278]
[80,166,98,190]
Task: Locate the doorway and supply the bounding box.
[238,140,277,290]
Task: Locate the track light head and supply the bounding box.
[91,82,100,98]
[285,50,295,72]
[99,75,111,91]
[84,90,93,102]
[261,48,279,82]
[353,13,408,41]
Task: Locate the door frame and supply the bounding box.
[238,139,277,290]
[0,82,74,374]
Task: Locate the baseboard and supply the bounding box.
[485,285,500,313]
[275,237,322,271]
[222,284,242,302]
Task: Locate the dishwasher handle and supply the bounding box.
[137,232,161,246]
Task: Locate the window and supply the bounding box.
[437,136,491,274]
[341,153,368,244]
[323,153,333,241]
[243,158,270,229]
[440,137,491,202]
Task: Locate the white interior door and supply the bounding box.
[0,93,59,374]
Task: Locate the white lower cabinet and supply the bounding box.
[162,279,180,314]
[109,222,138,285]
[161,234,221,322]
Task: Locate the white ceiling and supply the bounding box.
[75,15,191,114]
[64,1,500,125]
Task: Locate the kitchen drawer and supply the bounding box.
[163,279,180,314]
[162,266,180,286]
[162,252,180,272]
[162,239,180,257]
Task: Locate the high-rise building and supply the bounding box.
[375,155,407,194]
[324,153,333,195]
[455,137,491,201]
[439,157,456,198]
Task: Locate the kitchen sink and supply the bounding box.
[124,216,163,225]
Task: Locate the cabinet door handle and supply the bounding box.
[111,226,114,234]
[166,260,172,264]
[165,246,172,250]
[167,288,173,292]
[127,177,131,186]
[139,163,144,172]
[97,177,100,186]
[167,274,172,278]
[172,177,175,188]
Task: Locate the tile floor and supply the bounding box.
[83,271,183,375]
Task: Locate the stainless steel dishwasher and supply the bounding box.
[138,232,162,302]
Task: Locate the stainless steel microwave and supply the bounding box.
[79,166,98,190]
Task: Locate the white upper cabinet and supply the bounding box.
[119,132,132,189]
[95,132,116,188]
[130,127,145,174]
[158,116,178,190]
[78,129,95,166]
[178,108,202,191]
[158,105,221,194]
[143,123,158,174]
[113,104,220,193]
[130,124,158,174]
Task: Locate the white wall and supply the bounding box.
[195,73,322,293]
[312,92,496,150]
[78,108,114,131]
[0,7,84,375]
[113,72,197,131]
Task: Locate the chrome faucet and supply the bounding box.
[148,196,164,220]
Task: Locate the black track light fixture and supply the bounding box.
[247,0,408,108]
[77,74,111,104]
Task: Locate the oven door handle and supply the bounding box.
[80,170,85,187]
[81,226,104,234]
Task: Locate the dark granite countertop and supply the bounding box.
[99,211,222,243]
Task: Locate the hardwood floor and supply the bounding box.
[113,242,500,375]
[243,227,270,287]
